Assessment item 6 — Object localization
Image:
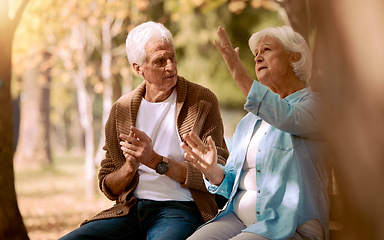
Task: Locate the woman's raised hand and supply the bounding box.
[214,26,253,96]
[213,26,241,74]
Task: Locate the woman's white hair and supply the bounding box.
[248,26,312,85]
[126,21,174,66]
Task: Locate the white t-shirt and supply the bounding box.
[133,89,193,201]
[233,120,270,226]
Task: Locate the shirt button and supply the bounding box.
[258,149,261,152]
[257,211,260,215]
[257,170,261,173]
[264,132,267,135]
[258,190,260,193]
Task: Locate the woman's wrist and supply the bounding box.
[205,164,224,186]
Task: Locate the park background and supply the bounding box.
[2,0,384,239]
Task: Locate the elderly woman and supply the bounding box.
[182,26,329,240]
[60,21,228,240]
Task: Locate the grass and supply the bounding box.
[15,154,112,240]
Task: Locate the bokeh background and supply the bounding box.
[2,0,384,239]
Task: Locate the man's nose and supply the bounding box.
[165,59,176,71]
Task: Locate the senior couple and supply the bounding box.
[60,21,329,240]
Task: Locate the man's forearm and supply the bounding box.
[104,162,138,196]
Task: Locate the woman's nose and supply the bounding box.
[255,54,263,63]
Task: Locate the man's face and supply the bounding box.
[139,38,178,93]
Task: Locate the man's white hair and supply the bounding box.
[126,21,174,66]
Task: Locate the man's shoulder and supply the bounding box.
[115,83,145,105]
[178,76,216,97]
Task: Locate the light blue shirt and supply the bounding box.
[205,81,330,240]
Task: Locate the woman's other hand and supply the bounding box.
[181,132,224,185]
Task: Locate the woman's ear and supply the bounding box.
[133,63,144,79]
[290,52,301,63]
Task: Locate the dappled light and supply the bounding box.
[1,0,384,239]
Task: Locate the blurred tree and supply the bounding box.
[58,16,100,198]
[13,0,75,167]
[14,47,53,167]
[0,0,30,238]
[313,0,384,239]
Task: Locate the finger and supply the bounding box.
[130,126,150,142]
[188,132,206,149]
[121,146,139,158]
[119,133,130,141]
[234,47,240,56]
[184,152,204,170]
[120,136,139,148]
[180,142,198,159]
[217,26,232,48]
[188,133,210,154]
[183,133,199,149]
[125,153,134,160]
[207,136,216,151]
[129,129,136,138]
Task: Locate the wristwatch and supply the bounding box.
[156,157,169,175]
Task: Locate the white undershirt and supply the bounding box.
[133,89,193,201]
[233,120,270,226]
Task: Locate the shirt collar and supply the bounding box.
[284,87,311,103]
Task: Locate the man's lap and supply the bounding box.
[59,200,203,240]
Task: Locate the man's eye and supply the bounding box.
[155,59,165,65]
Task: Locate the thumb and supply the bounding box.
[235,47,240,56]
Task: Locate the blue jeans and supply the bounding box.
[59,200,204,240]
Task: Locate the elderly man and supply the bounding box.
[60,21,228,240]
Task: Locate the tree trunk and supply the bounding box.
[94,15,114,166]
[277,0,311,43]
[72,22,97,199]
[14,49,52,167]
[0,1,29,238]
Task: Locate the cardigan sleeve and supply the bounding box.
[98,103,120,200]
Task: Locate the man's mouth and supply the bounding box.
[166,74,176,79]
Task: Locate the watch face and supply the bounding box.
[156,162,169,174]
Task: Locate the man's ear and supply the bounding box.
[290,52,301,63]
[133,63,144,79]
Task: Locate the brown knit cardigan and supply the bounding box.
[81,76,228,225]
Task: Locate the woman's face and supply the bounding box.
[254,36,293,89]
[139,38,178,93]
